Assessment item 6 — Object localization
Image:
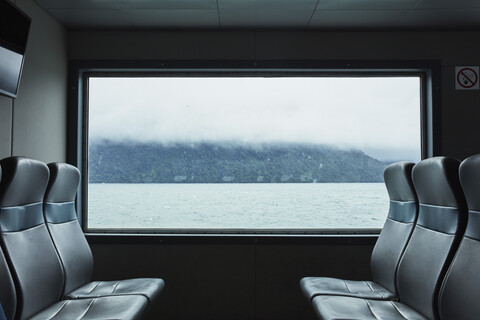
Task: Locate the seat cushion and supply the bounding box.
[65,278,165,303]
[438,237,480,320]
[29,295,148,320]
[312,295,428,320]
[300,277,395,300]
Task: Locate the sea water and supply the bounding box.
[87,183,389,230]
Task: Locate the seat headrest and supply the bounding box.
[0,157,49,207]
[384,161,417,202]
[459,154,480,212]
[44,163,80,203]
[412,157,465,208]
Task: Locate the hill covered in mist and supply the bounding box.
[88,142,388,183]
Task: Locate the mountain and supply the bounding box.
[88,141,387,183]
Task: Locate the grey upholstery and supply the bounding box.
[44,162,93,296]
[437,154,480,320]
[312,295,429,320]
[28,296,148,320]
[300,162,417,301]
[0,157,149,320]
[396,157,467,320]
[67,279,164,301]
[44,162,165,303]
[371,162,417,294]
[311,157,467,320]
[0,157,62,319]
[300,278,395,301]
[0,247,16,320]
[0,166,18,320]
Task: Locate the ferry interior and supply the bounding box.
[1,0,480,319]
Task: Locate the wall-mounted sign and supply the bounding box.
[455,66,479,90]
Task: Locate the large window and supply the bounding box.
[79,68,427,233]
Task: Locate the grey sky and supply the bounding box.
[89,76,420,161]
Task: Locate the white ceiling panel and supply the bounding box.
[309,10,409,29]
[416,0,480,10]
[116,0,217,11]
[33,0,480,30]
[48,9,130,29]
[35,0,119,10]
[125,10,220,28]
[315,0,422,10]
[220,10,313,28]
[218,0,317,11]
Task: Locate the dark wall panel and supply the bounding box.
[90,241,374,320]
[69,30,480,160]
[92,243,256,320]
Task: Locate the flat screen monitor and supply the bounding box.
[0,0,31,98]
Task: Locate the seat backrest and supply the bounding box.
[396,157,467,320]
[370,161,417,295]
[44,162,93,296]
[0,157,64,320]
[0,166,17,320]
[438,154,480,320]
[0,246,16,320]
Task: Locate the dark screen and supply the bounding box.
[0,0,31,97]
[0,0,31,53]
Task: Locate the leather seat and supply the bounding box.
[0,244,17,320]
[0,166,17,320]
[311,157,467,320]
[0,157,149,320]
[301,161,418,301]
[312,295,429,320]
[44,162,165,303]
[27,295,149,320]
[437,154,480,320]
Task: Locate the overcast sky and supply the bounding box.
[89,76,420,161]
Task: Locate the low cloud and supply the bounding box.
[89,77,421,161]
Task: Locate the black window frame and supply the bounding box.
[68,60,441,237]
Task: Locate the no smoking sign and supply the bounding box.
[456,66,479,90]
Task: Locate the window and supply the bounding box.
[71,62,438,234]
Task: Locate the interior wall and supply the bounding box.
[0,0,68,163]
[0,4,476,319]
[89,239,374,320]
[69,30,480,160]
[69,29,480,320]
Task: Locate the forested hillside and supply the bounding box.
[89,142,388,183]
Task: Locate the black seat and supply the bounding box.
[0,244,16,320]
[311,157,467,320]
[300,161,418,300]
[0,165,17,320]
[43,162,165,303]
[437,154,480,320]
[0,157,149,320]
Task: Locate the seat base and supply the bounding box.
[65,278,165,303]
[300,277,395,300]
[29,295,148,320]
[312,295,428,320]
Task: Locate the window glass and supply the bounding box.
[87,76,421,231]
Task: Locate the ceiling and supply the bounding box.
[34,0,480,31]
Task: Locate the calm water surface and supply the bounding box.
[88,183,389,230]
